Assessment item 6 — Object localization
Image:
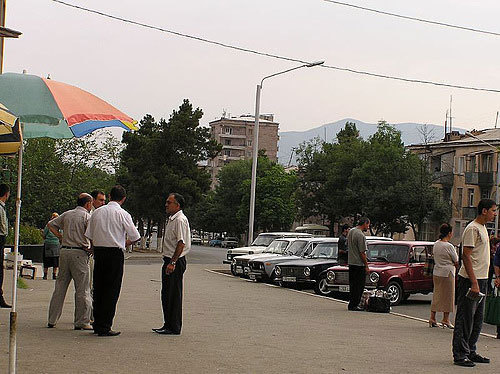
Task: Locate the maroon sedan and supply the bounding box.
[322,241,435,305]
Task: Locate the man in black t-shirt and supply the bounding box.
[338,224,349,264]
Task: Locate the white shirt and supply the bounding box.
[459,220,490,279]
[432,240,458,277]
[85,201,140,249]
[162,210,191,258]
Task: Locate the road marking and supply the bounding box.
[205,269,498,339]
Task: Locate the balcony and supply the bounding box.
[222,144,246,151]
[218,133,246,139]
[465,172,494,186]
[462,207,477,220]
[432,171,453,186]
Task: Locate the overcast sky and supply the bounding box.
[4,0,500,133]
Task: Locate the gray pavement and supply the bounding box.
[0,249,499,373]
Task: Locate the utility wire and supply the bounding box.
[323,0,500,37]
[51,0,500,93]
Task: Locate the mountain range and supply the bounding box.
[277,118,466,166]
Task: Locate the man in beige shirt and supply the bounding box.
[47,193,93,330]
[452,198,496,367]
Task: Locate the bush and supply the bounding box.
[6,225,44,245]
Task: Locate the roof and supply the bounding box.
[369,240,435,246]
[209,116,278,125]
[409,128,500,150]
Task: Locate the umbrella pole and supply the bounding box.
[8,142,22,374]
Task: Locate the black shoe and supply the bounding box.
[348,306,364,311]
[468,353,490,364]
[0,301,11,308]
[97,330,121,337]
[152,326,167,332]
[453,359,475,367]
[47,323,55,328]
[154,328,180,335]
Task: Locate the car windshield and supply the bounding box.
[264,240,289,254]
[309,242,338,259]
[251,235,277,246]
[285,240,309,256]
[367,244,409,264]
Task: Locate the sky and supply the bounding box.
[4,0,500,133]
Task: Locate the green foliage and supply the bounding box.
[6,224,44,245]
[119,100,222,232]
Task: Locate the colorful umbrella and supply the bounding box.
[0,102,21,154]
[0,72,138,139]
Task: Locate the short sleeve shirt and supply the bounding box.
[347,228,367,266]
[162,210,191,258]
[49,206,91,248]
[459,220,490,279]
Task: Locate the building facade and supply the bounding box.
[208,114,279,188]
[409,129,500,243]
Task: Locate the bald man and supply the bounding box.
[47,193,94,330]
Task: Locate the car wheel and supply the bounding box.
[314,276,334,296]
[386,281,403,306]
[230,264,237,276]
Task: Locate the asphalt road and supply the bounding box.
[171,245,499,337]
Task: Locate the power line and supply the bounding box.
[322,0,500,37]
[51,0,500,93]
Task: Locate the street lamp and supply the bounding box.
[247,61,324,244]
[465,131,500,236]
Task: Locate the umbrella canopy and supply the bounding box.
[0,102,21,155]
[0,72,138,139]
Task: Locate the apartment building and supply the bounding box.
[409,128,500,242]
[208,114,279,188]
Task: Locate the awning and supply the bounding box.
[0,103,22,155]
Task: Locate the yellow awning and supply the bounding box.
[0,102,22,155]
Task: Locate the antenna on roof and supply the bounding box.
[495,111,499,129]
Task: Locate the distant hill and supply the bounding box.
[277,118,466,166]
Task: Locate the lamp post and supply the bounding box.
[247,61,324,244]
[465,132,500,236]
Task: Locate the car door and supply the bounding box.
[407,245,432,291]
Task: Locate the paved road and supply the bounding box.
[184,245,499,337]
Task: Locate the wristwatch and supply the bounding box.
[170,260,176,266]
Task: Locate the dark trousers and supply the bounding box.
[0,235,6,298]
[452,276,488,360]
[161,256,186,334]
[93,247,124,333]
[348,265,366,310]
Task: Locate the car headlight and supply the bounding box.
[228,250,232,254]
[327,270,335,282]
[304,267,311,277]
[249,251,254,254]
[369,272,380,283]
[275,266,281,276]
[232,258,236,265]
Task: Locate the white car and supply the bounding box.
[223,232,313,265]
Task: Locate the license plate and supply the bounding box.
[339,285,350,292]
[235,266,243,274]
[249,274,256,280]
[282,276,296,282]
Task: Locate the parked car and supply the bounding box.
[209,237,223,247]
[221,237,238,249]
[222,232,313,264]
[248,237,333,282]
[274,239,339,294]
[191,236,202,245]
[231,238,300,276]
[322,240,434,305]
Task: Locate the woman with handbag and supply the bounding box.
[429,223,459,328]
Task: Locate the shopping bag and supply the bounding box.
[484,288,500,325]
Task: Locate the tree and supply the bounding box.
[119,100,222,237]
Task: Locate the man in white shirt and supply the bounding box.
[153,193,191,335]
[452,198,496,367]
[85,185,140,337]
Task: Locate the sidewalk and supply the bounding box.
[1,262,499,373]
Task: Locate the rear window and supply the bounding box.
[367,244,409,264]
[310,242,338,259]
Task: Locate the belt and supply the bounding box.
[62,246,85,250]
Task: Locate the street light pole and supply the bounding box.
[465,132,500,236]
[247,61,324,244]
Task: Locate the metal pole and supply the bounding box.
[248,84,261,245]
[0,0,6,74]
[9,141,22,374]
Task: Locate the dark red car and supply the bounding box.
[321,241,435,305]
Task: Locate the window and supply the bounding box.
[454,221,461,238]
[411,246,428,263]
[457,188,463,210]
[224,139,231,146]
[224,150,231,157]
[248,129,253,136]
[457,157,465,174]
[467,156,476,172]
[481,154,493,172]
[468,188,475,207]
[223,127,232,135]
[247,140,252,147]
[481,189,490,199]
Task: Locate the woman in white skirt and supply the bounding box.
[429,223,459,328]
